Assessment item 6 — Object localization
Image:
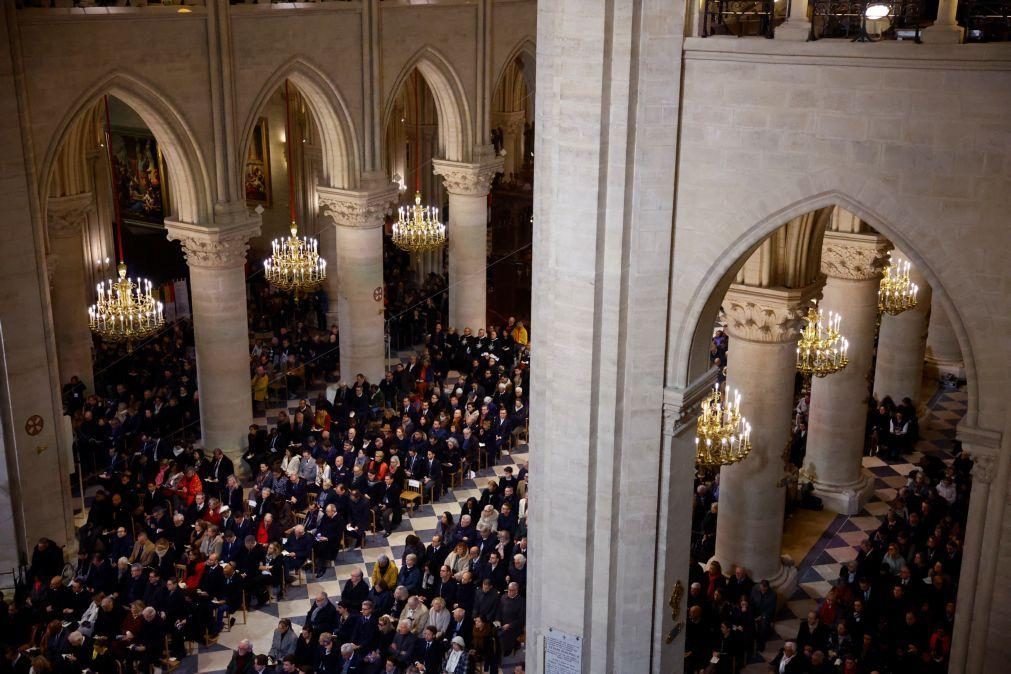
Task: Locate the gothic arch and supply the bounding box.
[383,46,474,163]
[240,58,361,191]
[669,183,982,427]
[493,36,536,107]
[38,71,212,226]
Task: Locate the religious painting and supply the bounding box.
[110,128,168,228]
[245,116,272,206]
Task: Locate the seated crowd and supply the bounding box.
[6,275,532,674]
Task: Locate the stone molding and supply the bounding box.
[722,282,823,344]
[492,110,526,134]
[165,218,260,270]
[820,231,890,280]
[956,423,1002,485]
[432,157,504,197]
[47,192,94,239]
[317,184,399,230]
[969,452,997,485]
[662,368,720,438]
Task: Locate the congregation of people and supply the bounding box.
[687,325,974,674]
[7,266,532,674]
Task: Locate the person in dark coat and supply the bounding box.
[305,592,338,636]
[498,582,525,655]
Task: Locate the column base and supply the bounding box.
[920,23,964,43]
[768,560,799,601]
[777,20,812,41]
[812,470,876,515]
[924,357,966,383]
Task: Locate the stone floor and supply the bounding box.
[742,386,967,671]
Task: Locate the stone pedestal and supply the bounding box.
[921,0,965,43]
[925,294,965,381]
[805,231,889,515]
[874,255,931,411]
[318,183,399,383]
[715,284,818,595]
[166,213,259,467]
[432,157,503,332]
[47,193,95,393]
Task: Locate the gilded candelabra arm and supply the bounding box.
[665,580,685,644]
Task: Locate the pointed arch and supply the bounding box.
[38,71,212,226]
[239,58,361,191]
[670,184,981,426]
[383,46,474,163]
[494,36,536,106]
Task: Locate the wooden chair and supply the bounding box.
[174,564,187,583]
[161,635,181,672]
[401,479,423,512]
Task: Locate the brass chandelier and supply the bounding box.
[878,253,918,315]
[89,263,165,342]
[796,305,849,377]
[393,192,446,253]
[265,80,327,293]
[695,383,752,467]
[393,70,446,254]
[89,95,165,344]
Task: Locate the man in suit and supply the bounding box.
[205,448,234,498]
[423,449,442,497]
[769,641,805,673]
[444,608,471,648]
[377,474,402,537]
[305,592,338,636]
[414,625,444,673]
[283,525,314,576]
[350,600,378,652]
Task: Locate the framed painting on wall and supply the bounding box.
[110,128,168,228]
[245,116,272,206]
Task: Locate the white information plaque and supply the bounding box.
[544,627,582,674]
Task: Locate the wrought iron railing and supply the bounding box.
[702,0,779,37]
[810,0,925,40]
[961,0,1011,40]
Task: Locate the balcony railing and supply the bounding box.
[961,0,1011,40]
[702,0,781,37]
[809,0,925,40]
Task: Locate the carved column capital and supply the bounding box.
[165,218,260,270]
[47,192,94,239]
[317,184,399,230]
[969,452,997,485]
[722,283,822,344]
[432,157,504,197]
[820,231,890,281]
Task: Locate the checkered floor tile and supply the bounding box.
[752,386,967,666]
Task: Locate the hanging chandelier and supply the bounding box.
[393,192,446,253]
[89,95,165,344]
[393,70,446,254]
[265,80,327,293]
[796,305,849,377]
[264,221,326,291]
[878,253,918,316]
[695,383,752,467]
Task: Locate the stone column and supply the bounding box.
[922,0,964,43]
[925,294,965,381]
[948,433,998,674]
[874,253,932,411]
[805,231,889,514]
[432,157,503,332]
[778,0,812,40]
[166,215,259,466]
[318,223,340,328]
[318,183,399,383]
[47,193,95,392]
[715,284,818,592]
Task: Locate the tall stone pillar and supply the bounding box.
[166,215,259,466]
[47,193,95,392]
[874,254,932,411]
[778,0,812,40]
[948,430,999,674]
[528,0,682,671]
[432,157,503,332]
[318,223,340,328]
[318,183,399,383]
[925,294,965,381]
[716,284,818,592]
[805,231,889,514]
